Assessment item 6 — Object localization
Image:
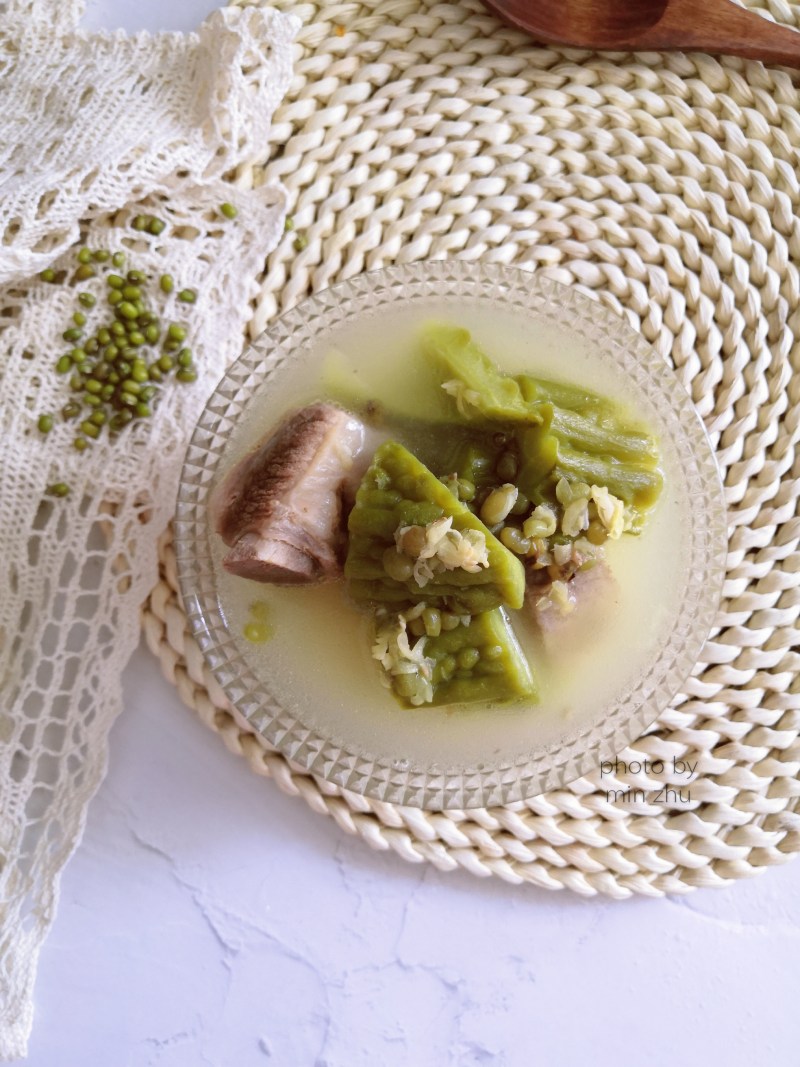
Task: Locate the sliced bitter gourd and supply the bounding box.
[425,608,537,706]
[421,321,663,514]
[375,607,537,708]
[346,441,525,614]
[420,321,541,424]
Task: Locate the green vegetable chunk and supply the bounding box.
[447,440,492,485]
[379,608,536,708]
[430,610,535,705]
[422,321,663,516]
[550,442,663,509]
[517,374,617,418]
[346,441,525,614]
[421,322,542,424]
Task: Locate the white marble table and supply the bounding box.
[20,3,800,1064]
[24,643,800,1066]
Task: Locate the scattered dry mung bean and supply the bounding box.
[37,241,201,466]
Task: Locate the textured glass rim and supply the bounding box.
[174,262,728,810]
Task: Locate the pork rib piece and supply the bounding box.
[530,562,618,657]
[212,403,366,584]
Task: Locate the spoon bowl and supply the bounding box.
[483,0,800,66]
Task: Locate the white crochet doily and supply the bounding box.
[0,0,297,1058]
[144,0,800,900]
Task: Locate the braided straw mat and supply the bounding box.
[142,0,800,898]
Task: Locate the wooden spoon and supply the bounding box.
[481,0,800,66]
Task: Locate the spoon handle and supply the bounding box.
[483,0,800,67]
[645,0,800,67]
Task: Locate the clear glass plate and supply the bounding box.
[174,262,727,810]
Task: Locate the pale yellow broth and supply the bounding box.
[211,301,688,771]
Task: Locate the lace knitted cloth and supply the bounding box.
[0,1,297,1057]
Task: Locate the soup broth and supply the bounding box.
[211,299,689,772]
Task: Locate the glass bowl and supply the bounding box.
[174,262,727,810]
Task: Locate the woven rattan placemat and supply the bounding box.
[142,0,800,898]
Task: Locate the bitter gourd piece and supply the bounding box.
[549,407,659,464]
[385,608,537,708]
[422,321,663,515]
[420,322,543,424]
[441,435,506,497]
[553,444,663,509]
[517,374,616,419]
[346,440,525,613]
